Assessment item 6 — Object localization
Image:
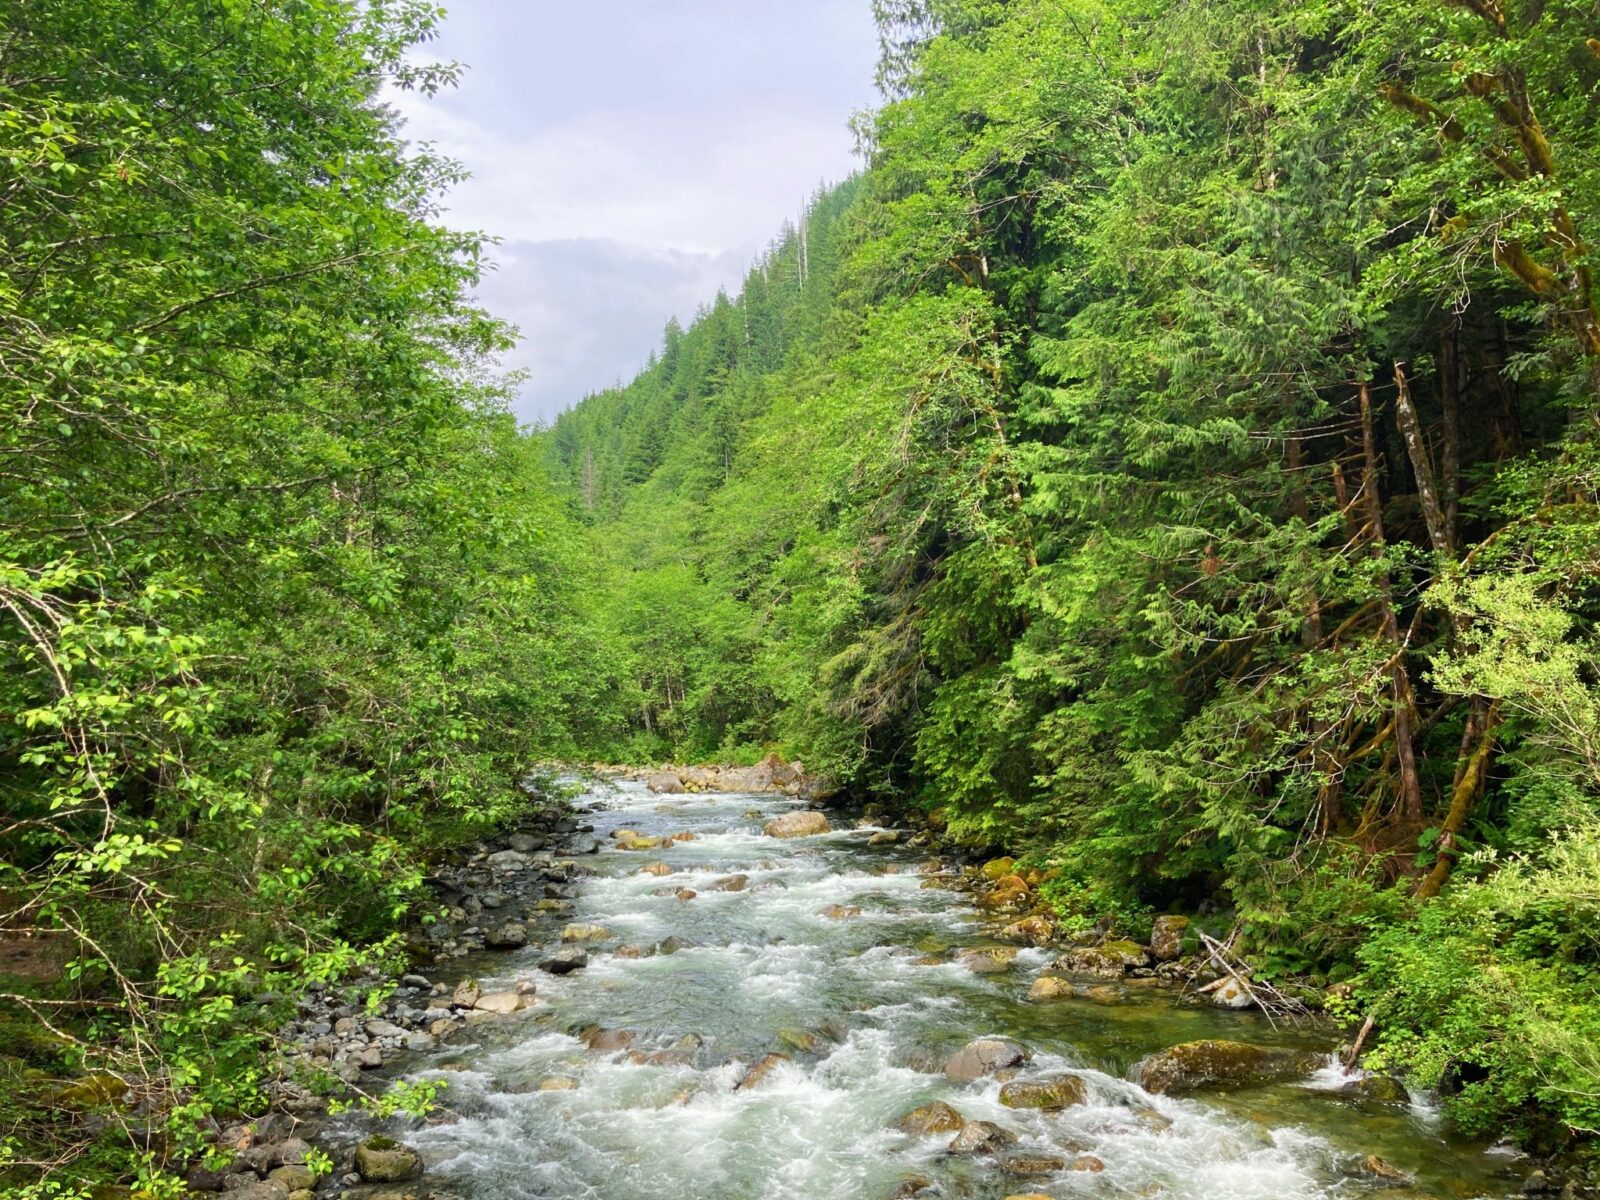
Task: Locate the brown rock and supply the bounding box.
[1134,1039,1325,1094]
[893,1100,966,1136]
[1026,976,1077,1001]
[735,1053,790,1090]
[1150,914,1190,960]
[956,947,1018,974]
[583,1028,637,1053]
[947,1120,1017,1155]
[944,1038,1031,1082]
[999,1075,1089,1110]
[999,1155,1067,1176]
[999,916,1054,946]
[764,810,831,838]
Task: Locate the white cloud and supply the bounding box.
[381,0,879,423]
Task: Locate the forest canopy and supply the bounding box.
[5,0,1600,1191]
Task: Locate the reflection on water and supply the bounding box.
[349,779,1522,1200]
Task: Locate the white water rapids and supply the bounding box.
[341,779,1519,1200]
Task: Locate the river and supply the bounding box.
[357,778,1522,1199]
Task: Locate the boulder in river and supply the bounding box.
[999,1154,1068,1176]
[820,904,862,919]
[560,922,612,943]
[1026,976,1076,1001]
[583,1027,636,1053]
[955,947,1018,974]
[735,1053,790,1090]
[473,991,534,1015]
[894,1100,966,1135]
[538,948,589,975]
[764,810,831,838]
[646,771,686,794]
[708,874,749,892]
[484,923,528,949]
[946,1120,1017,1155]
[354,1136,422,1183]
[998,1074,1089,1110]
[1133,1039,1325,1094]
[943,1037,1031,1082]
[639,863,674,877]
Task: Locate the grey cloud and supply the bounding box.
[471,238,752,424]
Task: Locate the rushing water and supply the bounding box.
[355,779,1524,1200]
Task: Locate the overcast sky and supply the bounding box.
[388,2,880,425]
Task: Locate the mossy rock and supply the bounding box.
[999,1074,1089,1110]
[980,857,1017,880]
[47,1071,130,1110]
[1134,1039,1325,1094]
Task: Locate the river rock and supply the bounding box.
[1055,939,1148,976]
[364,1019,405,1039]
[1352,1074,1410,1104]
[219,1182,288,1200]
[539,1076,578,1091]
[735,1053,790,1090]
[975,876,1030,908]
[894,1101,966,1135]
[583,1027,636,1053]
[998,916,1054,946]
[999,1074,1089,1110]
[999,1155,1067,1176]
[764,810,831,838]
[1134,1039,1324,1094]
[561,922,612,943]
[485,850,528,869]
[268,1166,314,1192]
[868,831,900,845]
[947,1120,1017,1155]
[980,857,1016,880]
[820,904,862,919]
[354,1137,421,1183]
[484,923,528,949]
[474,991,533,1015]
[646,771,686,794]
[1069,1155,1107,1172]
[450,980,481,1008]
[1361,1154,1409,1182]
[640,862,674,877]
[944,1037,1031,1082]
[1150,914,1190,960]
[709,874,750,892]
[539,949,589,974]
[1210,976,1255,1008]
[1026,976,1076,1001]
[956,947,1018,974]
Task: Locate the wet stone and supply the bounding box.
[947,1120,1017,1155]
[944,1037,1031,1082]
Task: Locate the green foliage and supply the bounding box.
[546,0,1600,1142]
[0,0,629,1190]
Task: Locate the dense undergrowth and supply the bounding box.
[0,1,630,1193]
[546,0,1600,1145]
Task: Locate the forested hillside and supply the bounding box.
[549,0,1600,1139]
[0,1,626,1189]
